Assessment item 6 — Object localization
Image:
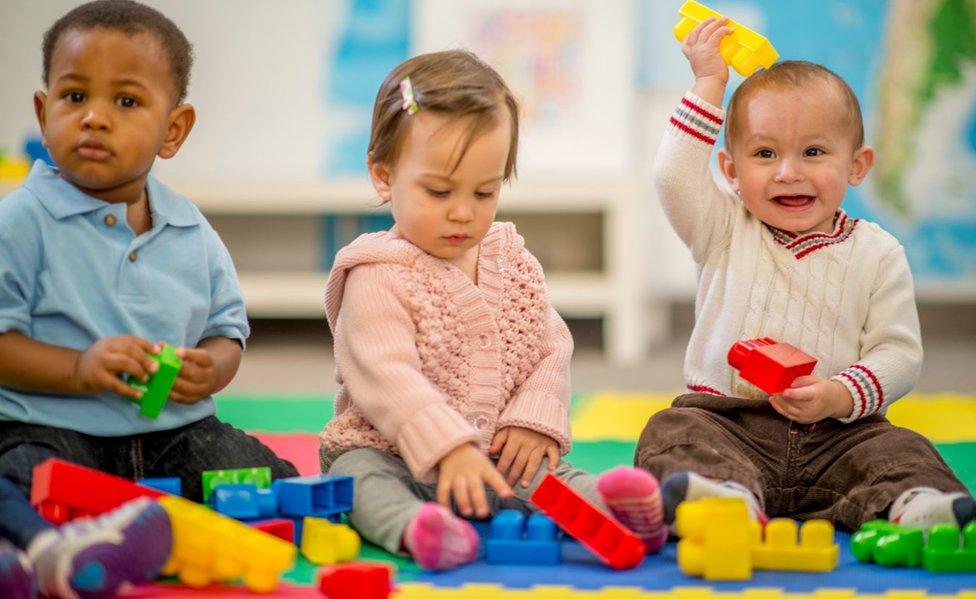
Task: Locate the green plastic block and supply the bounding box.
[201,466,272,502]
[923,521,976,572]
[128,344,181,419]
[850,519,923,567]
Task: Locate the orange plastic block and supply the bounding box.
[752,518,838,572]
[674,0,779,76]
[530,473,645,570]
[728,337,817,394]
[157,495,295,593]
[300,517,360,565]
[676,497,756,580]
[31,458,164,522]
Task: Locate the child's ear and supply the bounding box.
[848,145,874,186]
[34,91,48,146]
[717,147,740,194]
[367,157,393,203]
[157,103,196,159]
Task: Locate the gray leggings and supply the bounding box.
[327,447,601,554]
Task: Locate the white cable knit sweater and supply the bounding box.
[654,92,923,422]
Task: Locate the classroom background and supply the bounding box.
[1,0,973,396]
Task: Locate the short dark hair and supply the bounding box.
[726,60,864,149]
[42,0,193,104]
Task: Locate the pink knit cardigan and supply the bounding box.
[319,222,573,480]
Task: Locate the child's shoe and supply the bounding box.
[889,487,976,530]
[596,466,668,552]
[0,539,35,599]
[28,497,172,599]
[402,502,479,571]
[661,471,767,526]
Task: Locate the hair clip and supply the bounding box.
[399,77,420,115]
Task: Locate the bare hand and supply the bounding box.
[74,336,159,399]
[769,376,854,424]
[169,346,216,403]
[682,17,733,85]
[437,443,513,518]
[489,426,560,488]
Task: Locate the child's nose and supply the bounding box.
[774,158,802,182]
[448,201,475,222]
[80,107,111,131]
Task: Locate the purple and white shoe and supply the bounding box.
[28,497,172,599]
[0,539,35,599]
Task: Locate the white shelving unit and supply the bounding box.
[0,177,664,364]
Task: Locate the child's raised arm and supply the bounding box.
[652,17,739,265]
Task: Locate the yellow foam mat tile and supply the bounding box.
[395,585,975,598]
[571,392,976,443]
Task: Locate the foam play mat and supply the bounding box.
[137,392,976,596]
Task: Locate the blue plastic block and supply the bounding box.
[484,510,561,565]
[210,483,277,519]
[138,477,181,496]
[271,474,353,518]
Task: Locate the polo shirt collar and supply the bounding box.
[25,160,198,228]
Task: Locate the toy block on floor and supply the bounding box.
[676,496,755,580]
[752,518,838,572]
[923,521,976,572]
[31,458,163,522]
[485,510,561,565]
[138,476,182,496]
[300,517,360,565]
[851,520,924,567]
[127,343,180,418]
[728,337,817,395]
[318,562,393,599]
[272,474,353,518]
[201,466,271,502]
[249,518,295,543]
[157,494,295,593]
[210,483,277,519]
[673,0,779,76]
[530,473,645,570]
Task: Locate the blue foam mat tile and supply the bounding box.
[413,532,976,591]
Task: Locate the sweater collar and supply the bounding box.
[766,210,858,259]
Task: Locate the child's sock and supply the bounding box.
[402,502,479,571]
[596,466,667,552]
[660,471,767,526]
[0,539,35,599]
[27,497,172,599]
[888,487,976,530]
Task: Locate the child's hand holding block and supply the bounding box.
[674,0,778,76]
[128,344,181,418]
[728,337,817,395]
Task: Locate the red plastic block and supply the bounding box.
[318,562,393,599]
[251,518,296,543]
[30,458,163,521]
[728,337,817,394]
[529,473,645,570]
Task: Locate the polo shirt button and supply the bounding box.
[128,251,138,262]
[104,214,117,226]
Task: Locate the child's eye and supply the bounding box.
[117,96,138,108]
[804,147,825,157]
[754,149,775,159]
[474,190,496,200]
[426,188,450,198]
[66,91,85,103]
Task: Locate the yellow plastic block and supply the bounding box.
[673,0,779,76]
[299,517,360,565]
[752,518,839,572]
[675,497,756,580]
[0,156,30,181]
[157,495,295,593]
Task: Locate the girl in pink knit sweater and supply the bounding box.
[318,50,667,571]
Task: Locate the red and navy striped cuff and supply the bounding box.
[668,93,725,146]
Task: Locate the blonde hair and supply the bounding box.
[726,60,864,149]
[367,50,519,179]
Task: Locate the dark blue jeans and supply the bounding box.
[0,416,298,549]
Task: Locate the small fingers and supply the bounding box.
[505,448,530,486]
[104,372,141,399]
[545,445,560,471]
[495,443,518,480]
[469,476,490,519]
[453,477,473,517]
[485,466,514,500]
[520,447,545,488]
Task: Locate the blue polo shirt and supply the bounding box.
[0,161,250,435]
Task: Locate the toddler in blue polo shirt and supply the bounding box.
[0,2,297,597]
